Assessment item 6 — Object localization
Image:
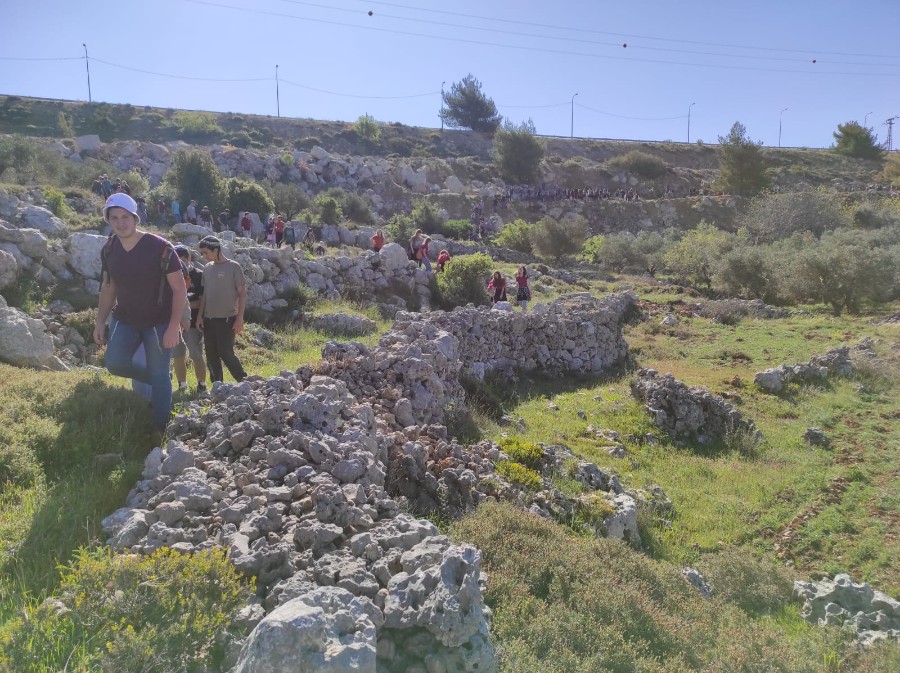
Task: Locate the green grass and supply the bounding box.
[0,281,897,671]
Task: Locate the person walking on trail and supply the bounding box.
[283,221,297,250]
[370,228,385,252]
[240,211,252,238]
[172,245,208,393]
[515,265,531,311]
[436,249,450,272]
[417,236,432,272]
[274,214,286,247]
[197,236,248,384]
[408,229,424,261]
[199,206,214,231]
[92,193,187,439]
[171,197,181,224]
[487,270,507,303]
[217,209,231,234]
[186,199,197,225]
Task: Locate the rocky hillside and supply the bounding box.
[0,95,885,234]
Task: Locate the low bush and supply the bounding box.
[0,547,249,673]
[496,460,543,490]
[434,252,493,308]
[441,218,470,239]
[498,438,543,470]
[605,150,668,178]
[42,186,69,218]
[494,219,533,254]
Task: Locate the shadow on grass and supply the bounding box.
[2,377,151,597]
[448,368,632,445]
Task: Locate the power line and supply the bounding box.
[0,55,83,61]
[278,78,437,99]
[91,57,270,82]
[276,0,900,68]
[576,102,686,122]
[357,0,900,61]
[179,0,900,77]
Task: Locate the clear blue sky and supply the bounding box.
[2,0,899,149]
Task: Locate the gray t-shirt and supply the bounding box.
[201,258,245,318]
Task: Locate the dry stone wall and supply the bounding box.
[98,292,637,672]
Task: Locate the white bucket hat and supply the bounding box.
[104,193,140,223]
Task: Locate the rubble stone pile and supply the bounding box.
[99,293,638,671]
[630,369,757,444]
[754,345,855,393]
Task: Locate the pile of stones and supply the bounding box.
[754,345,855,394]
[630,369,757,444]
[99,293,640,671]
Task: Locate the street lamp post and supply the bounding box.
[82,43,92,103]
[275,65,280,118]
[779,107,788,147]
[864,111,874,127]
[687,102,695,143]
[441,81,446,131]
[570,92,578,138]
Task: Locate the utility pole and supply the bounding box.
[82,43,92,103]
[779,107,788,148]
[275,65,280,118]
[886,117,897,152]
[687,102,695,143]
[570,92,578,138]
[440,81,445,131]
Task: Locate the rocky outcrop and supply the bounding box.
[630,369,757,444]
[0,297,57,369]
[794,574,900,646]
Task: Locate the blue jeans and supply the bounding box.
[419,255,432,272]
[105,317,173,431]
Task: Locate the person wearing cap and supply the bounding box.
[196,235,248,383]
[92,193,187,439]
[172,245,208,393]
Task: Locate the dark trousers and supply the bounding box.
[203,317,247,383]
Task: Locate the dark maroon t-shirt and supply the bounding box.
[106,233,181,329]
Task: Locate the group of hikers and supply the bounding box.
[94,192,534,444]
[93,192,248,443]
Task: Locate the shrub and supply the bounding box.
[324,188,375,226]
[314,194,342,225]
[411,199,444,235]
[172,111,223,140]
[581,234,604,263]
[263,180,310,220]
[530,215,587,259]
[663,221,737,289]
[1,547,249,673]
[740,188,850,243]
[441,218,471,239]
[43,186,70,218]
[435,252,493,308]
[496,460,543,490]
[385,211,416,245]
[353,114,381,142]
[223,176,274,216]
[498,438,543,470]
[494,219,533,254]
[605,150,668,178]
[165,149,224,212]
[493,118,544,184]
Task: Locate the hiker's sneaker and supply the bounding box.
[197,382,208,395]
[178,381,188,391]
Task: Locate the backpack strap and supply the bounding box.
[99,233,115,285]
